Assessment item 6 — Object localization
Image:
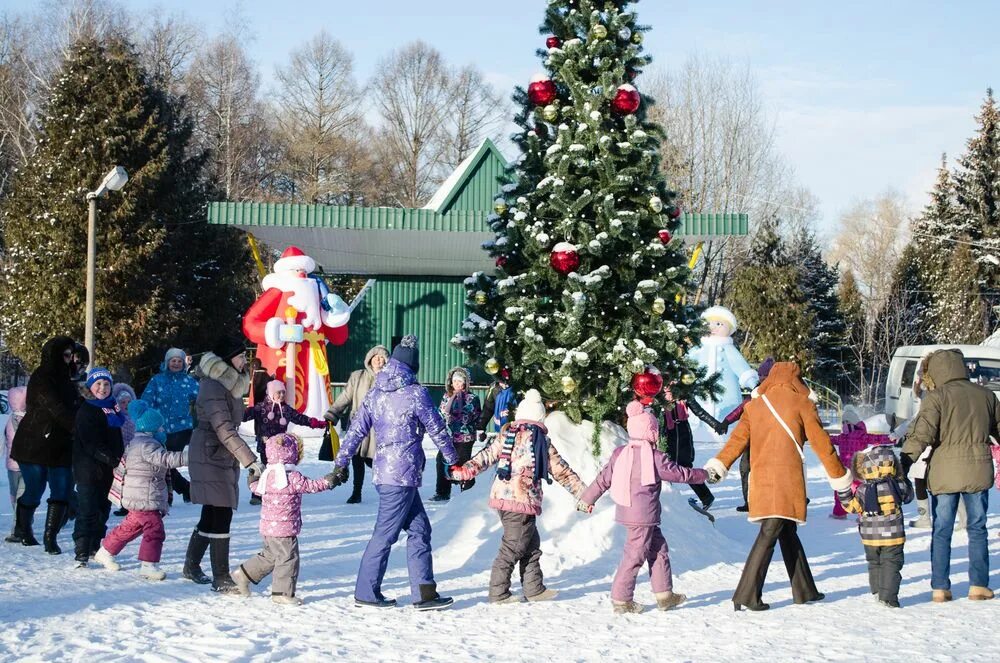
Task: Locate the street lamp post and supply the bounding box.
[84,166,128,362]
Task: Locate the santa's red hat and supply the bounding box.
[273,246,316,274]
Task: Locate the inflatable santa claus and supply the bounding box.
[243,246,351,419]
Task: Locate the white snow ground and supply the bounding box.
[2,415,999,663]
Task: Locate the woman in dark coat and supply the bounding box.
[182,335,259,593]
[8,336,79,549]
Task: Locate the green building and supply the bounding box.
[208,139,748,387]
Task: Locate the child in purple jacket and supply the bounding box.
[231,433,338,605]
[578,400,709,614]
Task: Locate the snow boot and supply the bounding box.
[355,597,397,608]
[489,594,524,605]
[93,546,121,572]
[139,561,166,581]
[272,594,304,606]
[525,588,558,602]
[909,498,931,528]
[346,491,362,504]
[249,494,262,506]
[231,567,252,597]
[955,499,967,531]
[878,599,900,608]
[932,589,952,603]
[74,537,91,566]
[655,591,686,611]
[11,500,39,546]
[182,530,212,584]
[43,500,68,555]
[413,583,453,611]
[968,586,994,601]
[209,537,241,595]
[612,600,644,614]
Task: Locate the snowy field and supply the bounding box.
[2,415,999,663]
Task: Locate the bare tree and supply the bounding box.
[439,65,507,170]
[371,41,451,207]
[0,16,35,194]
[137,8,200,97]
[272,31,361,204]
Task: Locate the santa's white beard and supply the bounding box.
[263,272,324,329]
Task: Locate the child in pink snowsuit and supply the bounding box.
[578,401,709,614]
[829,421,891,518]
[231,433,337,605]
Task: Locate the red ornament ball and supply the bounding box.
[611,84,640,115]
[496,256,508,268]
[657,229,672,244]
[546,36,562,49]
[666,204,682,219]
[549,242,580,275]
[631,367,664,404]
[528,76,557,106]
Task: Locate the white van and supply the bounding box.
[885,344,1000,428]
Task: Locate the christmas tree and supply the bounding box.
[0,37,253,369]
[453,0,707,434]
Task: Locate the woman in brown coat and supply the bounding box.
[182,335,258,594]
[704,362,852,611]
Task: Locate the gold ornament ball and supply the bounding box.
[632,31,644,44]
[649,196,663,213]
[493,199,507,215]
[652,297,666,314]
[592,24,608,40]
[474,290,488,305]
[561,375,577,393]
[541,104,559,122]
[681,373,696,385]
[485,358,500,375]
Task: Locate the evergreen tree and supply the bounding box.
[453,0,707,431]
[837,269,864,395]
[0,37,253,369]
[934,242,987,343]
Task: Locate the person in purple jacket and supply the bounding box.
[330,335,459,611]
[578,400,709,614]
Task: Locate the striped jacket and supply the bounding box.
[837,445,913,547]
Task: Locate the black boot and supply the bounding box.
[413,583,453,611]
[209,537,241,594]
[74,537,91,567]
[5,502,25,543]
[15,500,39,546]
[43,500,68,555]
[182,529,212,584]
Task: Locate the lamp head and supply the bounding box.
[101,166,128,192]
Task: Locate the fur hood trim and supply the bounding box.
[196,352,251,398]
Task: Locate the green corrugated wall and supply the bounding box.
[440,155,508,214]
[328,276,485,386]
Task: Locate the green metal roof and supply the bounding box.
[422,139,509,214]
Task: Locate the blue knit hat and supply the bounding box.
[391,334,419,371]
[85,367,113,389]
[127,399,165,434]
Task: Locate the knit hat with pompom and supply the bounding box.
[626,400,659,444]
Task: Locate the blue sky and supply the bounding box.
[11,0,996,234]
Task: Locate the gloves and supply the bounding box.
[712,422,729,436]
[309,418,326,429]
[706,467,722,484]
[327,466,349,488]
[323,409,338,423]
[449,464,472,481]
[576,500,593,514]
[476,430,487,443]
[246,461,264,484]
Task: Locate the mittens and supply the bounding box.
[576,500,594,514]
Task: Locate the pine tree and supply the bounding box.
[837,269,864,395]
[934,242,987,343]
[0,37,253,370]
[453,0,706,431]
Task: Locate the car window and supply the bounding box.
[966,358,1000,387]
[901,360,917,388]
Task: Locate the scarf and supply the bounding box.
[610,438,656,508]
[496,423,551,485]
[862,479,903,516]
[86,396,125,429]
[663,401,689,431]
[257,463,297,495]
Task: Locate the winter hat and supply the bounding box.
[128,399,165,434]
[112,383,136,405]
[273,246,316,274]
[212,333,247,364]
[86,367,114,389]
[266,380,286,400]
[625,400,659,444]
[514,389,546,422]
[265,432,303,467]
[164,348,187,364]
[391,335,420,372]
[701,306,738,333]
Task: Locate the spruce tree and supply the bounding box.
[934,242,987,343]
[454,0,707,431]
[837,269,865,396]
[0,37,253,369]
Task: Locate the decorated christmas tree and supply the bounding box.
[454,0,709,438]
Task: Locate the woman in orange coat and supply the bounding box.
[703,362,852,611]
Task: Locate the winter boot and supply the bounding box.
[182,530,212,584]
[43,500,68,555]
[525,588,558,602]
[209,537,241,595]
[955,499,967,531]
[909,498,931,528]
[968,586,994,601]
[489,594,524,605]
[612,600,645,614]
[12,500,39,546]
[346,490,362,504]
[932,589,952,603]
[139,562,167,581]
[413,583,454,611]
[655,591,686,611]
[272,594,304,606]
[231,567,252,597]
[74,537,91,567]
[93,546,121,572]
[249,494,262,506]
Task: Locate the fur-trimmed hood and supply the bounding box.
[920,349,967,392]
[445,365,473,396]
[195,352,251,398]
